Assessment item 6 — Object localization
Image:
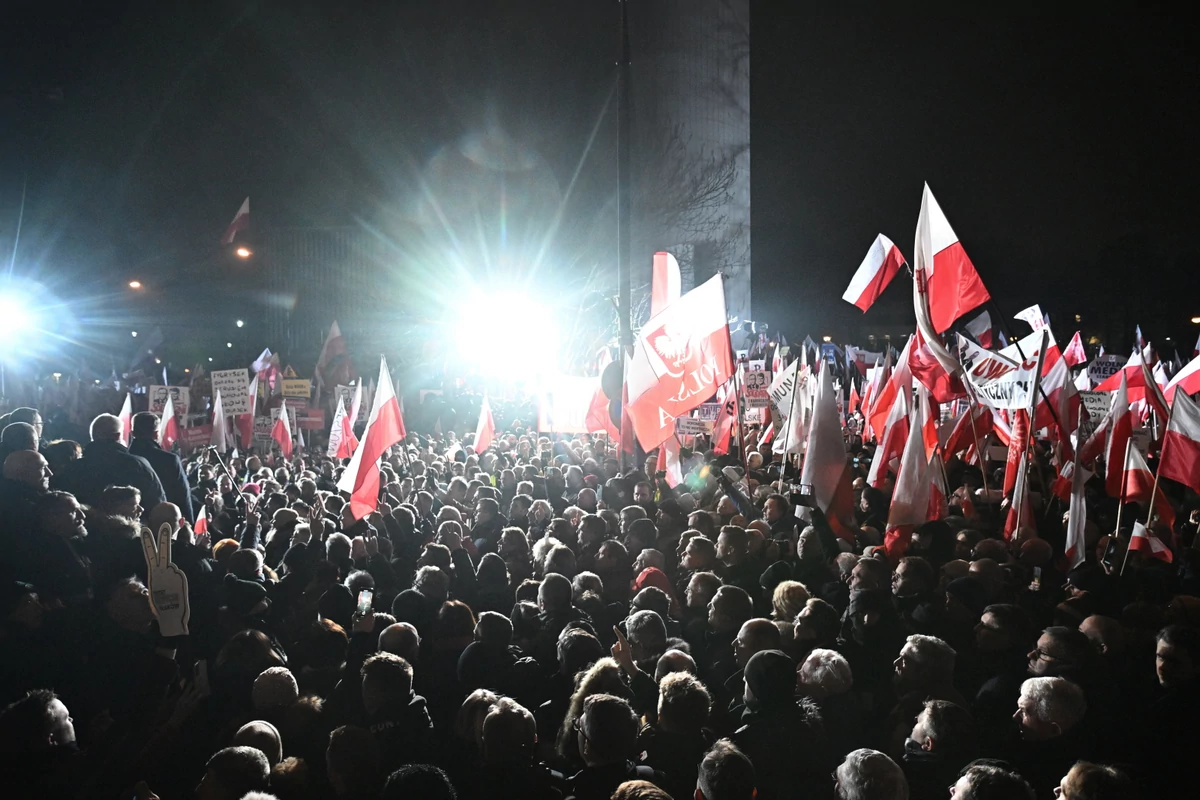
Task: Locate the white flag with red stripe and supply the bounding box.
[271,406,294,459]
[884,400,932,561]
[1130,520,1173,563]
[1164,352,1200,403]
[867,388,909,488]
[1159,390,1200,494]
[913,184,992,334]
[194,505,208,537]
[799,360,848,518]
[656,435,685,488]
[158,393,179,449]
[1063,331,1087,367]
[211,390,231,450]
[651,251,682,318]
[474,394,496,454]
[220,197,250,245]
[1063,455,1091,571]
[1104,373,1133,498]
[118,393,133,448]
[338,357,406,520]
[842,233,906,312]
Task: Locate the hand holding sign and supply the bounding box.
[141,523,191,637]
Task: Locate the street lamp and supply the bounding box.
[131,331,138,337]
[236,320,245,328]
[128,280,142,289]
[235,246,253,259]
[1191,316,1200,324]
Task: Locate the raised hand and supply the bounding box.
[610,625,636,674]
[141,523,190,637]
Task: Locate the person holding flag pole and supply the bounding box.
[1009,330,1050,538]
[1121,400,1176,576]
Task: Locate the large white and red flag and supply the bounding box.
[963,309,995,349]
[867,388,909,488]
[211,390,231,450]
[271,407,294,459]
[842,234,906,312]
[1063,456,1092,571]
[1138,348,1170,424]
[884,401,932,562]
[1159,390,1200,494]
[799,360,848,515]
[1129,521,1173,564]
[1164,353,1200,403]
[651,251,682,318]
[913,183,992,334]
[656,435,685,488]
[626,275,734,451]
[868,336,914,442]
[220,197,250,245]
[118,393,133,448]
[1121,444,1175,530]
[158,393,179,449]
[474,394,496,454]
[942,405,992,463]
[328,394,358,459]
[909,327,965,403]
[338,357,406,520]
[1104,373,1133,498]
[236,374,259,450]
[314,320,348,398]
[1063,331,1088,367]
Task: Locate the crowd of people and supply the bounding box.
[0,396,1195,800]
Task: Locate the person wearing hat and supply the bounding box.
[732,649,832,800]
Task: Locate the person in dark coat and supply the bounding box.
[128,412,195,523]
[52,413,164,518]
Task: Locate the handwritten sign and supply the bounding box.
[282,378,311,399]
[676,417,711,436]
[211,369,251,415]
[1087,355,1127,385]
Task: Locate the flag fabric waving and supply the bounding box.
[799,360,849,518]
[158,393,179,449]
[1130,521,1173,563]
[1104,374,1133,498]
[211,390,230,450]
[1159,390,1200,494]
[236,375,259,450]
[842,233,906,312]
[651,251,682,318]
[328,394,358,459]
[220,197,250,245]
[118,393,133,448]
[913,184,992,334]
[626,275,734,451]
[474,394,496,454]
[1063,331,1088,367]
[337,357,406,520]
[884,401,932,561]
[271,407,294,459]
[193,505,208,537]
[1164,352,1200,402]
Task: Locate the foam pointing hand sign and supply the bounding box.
[141,523,191,637]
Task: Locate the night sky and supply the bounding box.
[1,3,1197,363]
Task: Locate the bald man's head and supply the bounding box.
[147,503,182,534]
[378,622,420,663]
[3,450,51,491]
[735,618,783,668]
[90,414,122,443]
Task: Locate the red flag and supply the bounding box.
[220,197,250,245]
[964,309,995,349]
[158,393,179,449]
[474,394,495,454]
[914,184,992,333]
[1129,521,1173,563]
[943,405,992,462]
[1002,427,1034,540]
[842,233,906,312]
[626,275,734,451]
[118,393,133,448]
[656,435,684,488]
[848,381,861,416]
[271,407,293,459]
[1002,410,1030,496]
[338,357,406,520]
[193,505,208,537]
[236,375,259,450]
[868,337,913,444]
[1063,331,1087,367]
[1104,374,1133,498]
[1160,390,1200,494]
[1164,353,1200,403]
[1122,445,1174,531]
[651,251,682,318]
[884,402,931,561]
[867,387,909,488]
[585,382,619,439]
[909,327,965,403]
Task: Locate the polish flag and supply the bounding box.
[626,275,734,451]
[1075,370,1092,391]
[942,405,992,462]
[1193,333,1200,359]
[193,505,208,537]
[963,309,995,350]
[118,393,133,448]
[915,382,939,461]
[474,394,496,454]
[772,334,788,375]
[1138,349,1170,424]
[884,402,932,561]
[712,384,738,456]
[848,381,861,416]
[220,197,250,245]
[861,356,886,437]
[584,382,619,438]
[1002,427,1035,540]
[315,320,347,390]
[236,375,259,450]
[656,435,685,488]
[338,357,406,520]
[1135,324,1147,352]
[1063,458,1092,570]
[651,251,682,318]
[868,388,909,488]
[1159,390,1200,494]
[1104,374,1133,498]
[272,407,294,459]
[1122,445,1174,530]
[842,233,906,312]
[1014,304,1047,331]
[799,360,849,518]
[760,420,775,446]
[158,393,179,449]
[211,389,231,450]
[1129,521,1173,563]
[1164,353,1200,403]
[328,394,358,459]
[1063,332,1087,367]
[868,337,913,443]
[1002,410,1030,496]
[913,184,992,333]
[928,459,948,521]
[909,327,966,403]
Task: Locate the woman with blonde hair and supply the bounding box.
[555,657,634,764]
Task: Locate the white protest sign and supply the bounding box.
[676,417,711,436]
[253,416,273,444]
[1076,389,1109,442]
[768,361,807,420]
[1087,355,1127,385]
[149,386,190,416]
[956,336,1038,411]
[211,369,251,415]
[741,367,771,408]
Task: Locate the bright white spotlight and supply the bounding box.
[0,295,36,346]
[236,320,245,328]
[453,289,559,380]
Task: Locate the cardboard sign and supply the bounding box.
[676,417,711,436]
[338,385,369,422]
[741,367,771,408]
[149,386,190,416]
[1087,355,1127,385]
[297,408,326,430]
[211,369,251,415]
[283,397,309,410]
[178,424,213,452]
[1078,390,1109,422]
[282,378,311,399]
[253,416,274,443]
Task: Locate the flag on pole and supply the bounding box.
[1129,520,1173,563]
[1104,373,1133,498]
[1014,304,1047,331]
[272,406,293,459]
[1164,353,1200,403]
[909,327,965,403]
[337,357,406,520]
[474,394,495,454]
[236,374,259,450]
[1063,331,1087,367]
[314,320,347,399]
[884,401,932,561]
[656,435,685,488]
[651,251,682,318]
[328,394,358,458]
[1135,324,1147,352]
[1159,390,1200,494]
[158,393,179,449]
[868,336,914,442]
[220,197,250,245]
[194,505,208,537]
[1122,445,1175,530]
[867,383,909,488]
[800,360,849,515]
[626,275,734,451]
[842,234,906,312]
[211,390,230,450]
[913,184,992,333]
[1064,458,1091,571]
[118,393,133,448]
[963,309,995,349]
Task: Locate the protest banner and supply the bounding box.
[297,408,326,430]
[676,417,711,436]
[768,361,807,421]
[1087,355,1127,385]
[149,386,190,416]
[698,403,720,422]
[253,416,274,444]
[740,366,771,408]
[1077,390,1109,443]
[282,378,311,399]
[956,336,1038,411]
[210,369,251,415]
[178,424,213,452]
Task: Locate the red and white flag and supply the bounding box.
[1122,445,1175,530]
[963,309,995,349]
[1138,349,1170,424]
[942,404,992,463]
[868,337,914,443]
[194,505,208,537]
[1063,457,1092,570]
[1164,353,1200,403]
[867,388,909,488]
[651,251,682,318]
[1063,331,1087,367]
[1135,324,1147,352]
[913,184,992,334]
[842,233,906,312]
[220,197,250,245]
[338,357,406,520]
[928,459,948,522]
[1159,390,1200,494]
[328,394,358,459]
[1104,373,1133,498]
[474,394,496,454]
[1014,304,1047,331]
[158,393,179,449]
[848,380,861,416]
[271,407,293,459]
[211,390,231,450]
[236,374,259,450]
[584,381,619,439]
[315,320,347,394]
[626,275,734,451]
[118,393,133,448]
[656,435,685,488]
[711,384,738,456]
[1129,520,1173,563]
[799,360,848,516]
[909,327,965,403]
[884,401,932,561]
